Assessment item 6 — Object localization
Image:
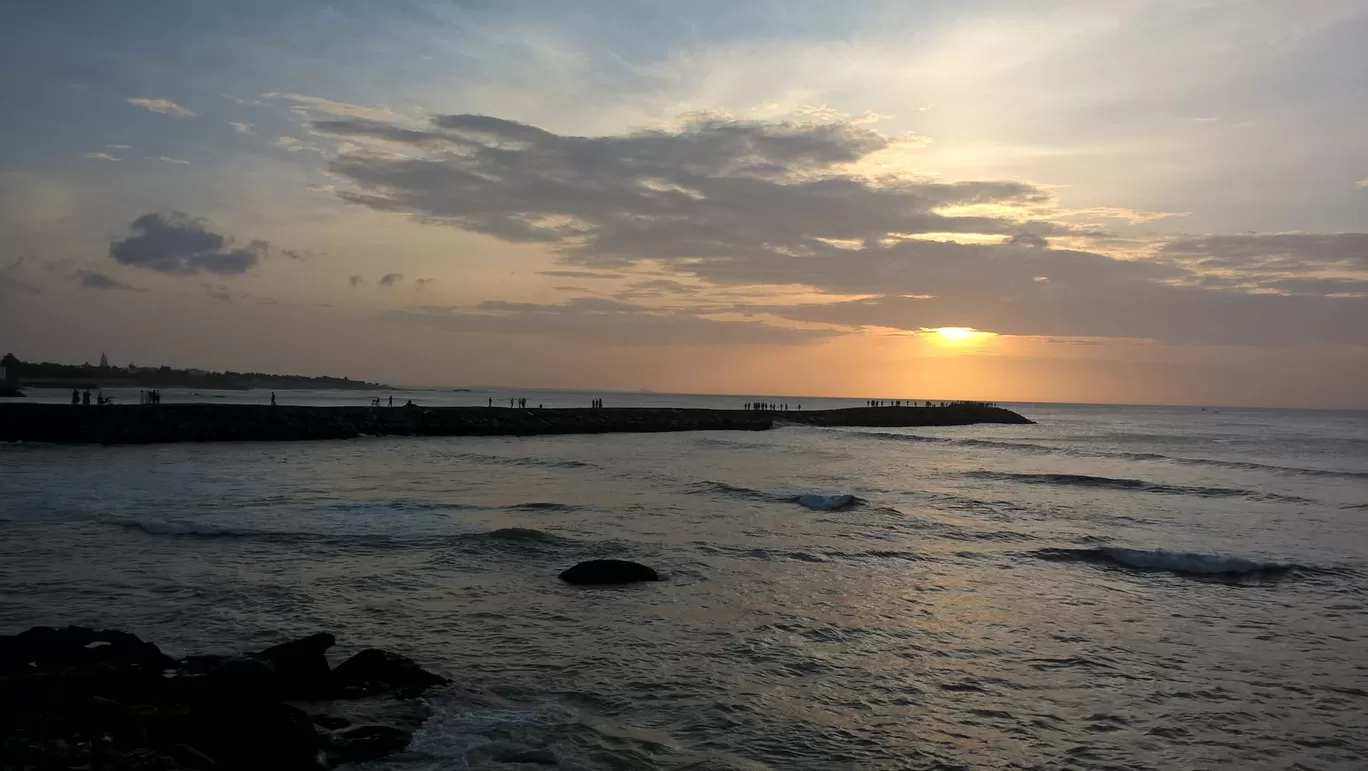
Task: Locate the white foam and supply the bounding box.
[1101,547,1285,575]
[126,519,242,537]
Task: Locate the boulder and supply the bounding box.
[558,559,660,585]
[256,632,334,699]
[1,626,175,676]
[330,649,448,698]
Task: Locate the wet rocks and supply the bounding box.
[331,648,450,698]
[559,559,661,585]
[0,626,447,770]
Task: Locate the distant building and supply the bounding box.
[99,352,109,368]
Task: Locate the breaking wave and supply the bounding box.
[965,471,1314,503]
[793,493,864,511]
[694,481,865,510]
[1035,546,1322,579]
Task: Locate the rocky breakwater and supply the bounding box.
[0,625,448,770]
[792,404,1035,428]
[0,402,1031,445]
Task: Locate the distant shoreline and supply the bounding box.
[0,403,1033,445]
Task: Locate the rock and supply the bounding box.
[310,713,351,730]
[256,633,334,699]
[1,626,175,676]
[558,559,661,585]
[326,725,411,765]
[330,649,448,698]
[184,701,320,770]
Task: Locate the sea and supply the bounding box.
[2,388,1366,770]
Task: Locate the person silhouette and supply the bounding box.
[271,392,277,406]
[388,395,393,408]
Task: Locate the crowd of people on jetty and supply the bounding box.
[745,402,798,411]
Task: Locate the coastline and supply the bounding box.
[0,403,1033,445]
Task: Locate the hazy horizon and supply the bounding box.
[4,1,1368,408]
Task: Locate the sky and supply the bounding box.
[2,0,1367,407]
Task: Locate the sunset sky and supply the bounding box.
[2,1,1366,406]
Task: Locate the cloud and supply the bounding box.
[415,278,435,290]
[1157,233,1368,271]
[1359,177,1368,189]
[108,212,268,276]
[153,156,190,165]
[106,144,132,150]
[84,152,120,161]
[304,110,1368,347]
[203,284,235,303]
[229,122,253,134]
[306,183,335,193]
[261,92,401,121]
[127,98,196,118]
[378,273,404,286]
[73,269,139,291]
[387,298,834,346]
[281,249,315,260]
[0,258,43,296]
[537,270,625,280]
[312,112,1056,267]
[1006,232,1049,248]
[349,275,363,287]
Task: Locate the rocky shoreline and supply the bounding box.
[0,404,1032,445]
[0,626,447,770]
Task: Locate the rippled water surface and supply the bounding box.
[3,395,1367,769]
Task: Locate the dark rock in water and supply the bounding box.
[0,626,435,770]
[0,626,175,676]
[331,648,449,698]
[257,632,334,698]
[325,724,411,765]
[311,713,352,730]
[559,559,661,585]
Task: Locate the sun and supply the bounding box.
[923,327,996,347]
[935,327,978,341]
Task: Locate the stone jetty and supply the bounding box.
[0,403,1032,445]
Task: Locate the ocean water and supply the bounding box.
[2,393,1366,770]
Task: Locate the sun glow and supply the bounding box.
[925,326,996,347]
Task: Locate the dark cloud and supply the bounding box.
[349,275,363,287]
[109,212,267,276]
[386,297,834,346]
[1006,232,1049,248]
[313,113,1056,267]
[74,269,139,291]
[378,273,404,286]
[281,249,317,260]
[415,278,435,290]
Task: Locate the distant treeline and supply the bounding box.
[0,354,388,391]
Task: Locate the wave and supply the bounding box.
[475,527,564,543]
[1035,546,1321,579]
[793,493,864,511]
[694,481,866,510]
[445,452,598,470]
[830,429,1368,480]
[965,471,1313,503]
[119,520,577,553]
[121,519,263,538]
